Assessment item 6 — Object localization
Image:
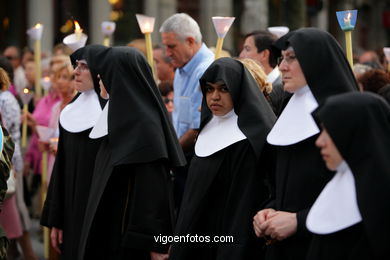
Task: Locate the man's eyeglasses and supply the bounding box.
[277,55,297,66]
[5,56,17,61]
[163,97,173,104]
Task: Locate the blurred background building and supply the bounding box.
[1,0,390,56]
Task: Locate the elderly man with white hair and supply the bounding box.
[160,13,214,209]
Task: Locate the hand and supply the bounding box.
[259,211,297,241]
[253,208,276,237]
[150,251,168,260]
[38,141,50,152]
[50,227,63,254]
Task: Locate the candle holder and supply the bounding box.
[101,21,116,47]
[268,26,289,39]
[212,17,235,60]
[383,47,390,72]
[336,10,358,68]
[20,88,33,148]
[41,76,51,95]
[135,14,155,76]
[27,23,44,98]
[63,21,88,52]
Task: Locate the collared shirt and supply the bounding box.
[172,43,214,138]
[267,66,281,84]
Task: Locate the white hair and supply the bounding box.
[159,13,202,43]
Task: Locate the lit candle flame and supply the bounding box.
[144,22,151,33]
[35,23,42,29]
[43,76,50,81]
[74,21,83,34]
[23,88,29,94]
[344,12,351,24]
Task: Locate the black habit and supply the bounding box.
[169,58,276,260]
[40,45,108,259]
[306,92,390,260]
[264,28,358,260]
[77,47,185,260]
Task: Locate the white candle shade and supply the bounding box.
[41,77,51,91]
[268,26,289,39]
[212,17,235,38]
[383,48,390,62]
[27,24,44,40]
[20,88,33,105]
[36,125,55,142]
[63,33,88,52]
[135,14,155,34]
[101,21,116,36]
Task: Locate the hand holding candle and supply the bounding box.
[212,17,235,60]
[136,14,155,76]
[336,10,358,68]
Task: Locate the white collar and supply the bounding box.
[195,110,247,157]
[267,85,319,146]
[89,101,109,139]
[306,161,362,234]
[267,67,280,84]
[60,89,102,133]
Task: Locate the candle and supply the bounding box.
[136,14,155,77]
[212,17,235,60]
[74,21,83,41]
[27,23,44,98]
[101,21,116,47]
[21,88,32,148]
[336,10,358,68]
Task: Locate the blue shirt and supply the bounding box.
[172,43,214,138]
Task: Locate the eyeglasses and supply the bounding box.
[163,97,173,104]
[277,55,297,66]
[5,56,17,61]
[73,61,89,72]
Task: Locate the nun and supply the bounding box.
[77,46,185,260]
[169,57,276,260]
[40,45,107,259]
[306,92,390,260]
[253,28,357,260]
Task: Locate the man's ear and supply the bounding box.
[261,49,270,61]
[185,36,196,47]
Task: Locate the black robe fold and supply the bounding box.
[170,140,270,260]
[40,124,102,259]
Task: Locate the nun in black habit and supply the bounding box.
[40,45,107,259]
[306,92,390,260]
[77,46,186,260]
[253,28,358,260]
[169,57,276,260]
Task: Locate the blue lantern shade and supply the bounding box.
[336,10,358,31]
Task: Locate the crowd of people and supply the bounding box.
[0,11,390,260]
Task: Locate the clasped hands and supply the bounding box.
[253,208,297,243]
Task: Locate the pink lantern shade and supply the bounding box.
[212,17,235,38]
[136,14,155,34]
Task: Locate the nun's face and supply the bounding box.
[73,60,94,93]
[205,81,233,116]
[279,49,307,93]
[315,128,343,171]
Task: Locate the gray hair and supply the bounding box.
[159,13,202,43]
